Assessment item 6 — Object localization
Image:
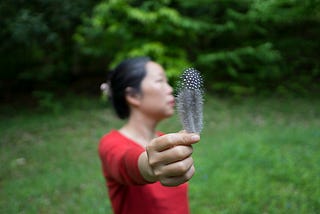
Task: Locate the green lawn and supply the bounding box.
[1,96,319,213]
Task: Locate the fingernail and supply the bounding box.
[191,135,200,141]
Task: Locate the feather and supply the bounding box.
[176,68,204,133]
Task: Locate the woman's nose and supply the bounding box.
[167,83,173,94]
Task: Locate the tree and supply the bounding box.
[1,0,319,99]
[74,0,211,85]
[0,0,99,97]
[76,0,319,94]
[176,0,320,94]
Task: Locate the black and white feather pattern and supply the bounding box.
[176,68,203,133]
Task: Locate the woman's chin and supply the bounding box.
[165,110,175,118]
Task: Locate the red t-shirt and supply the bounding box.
[99,130,190,214]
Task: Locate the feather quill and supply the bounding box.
[176,68,203,133]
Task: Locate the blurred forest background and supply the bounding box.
[1,0,319,109]
[1,1,320,213]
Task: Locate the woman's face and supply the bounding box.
[138,61,175,120]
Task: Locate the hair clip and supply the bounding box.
[100,82,112,97]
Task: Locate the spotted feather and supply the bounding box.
[176,68,203,133]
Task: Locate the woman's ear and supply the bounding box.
[125,87,141,107]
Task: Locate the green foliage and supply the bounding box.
[176,0,319,94]
[32,90,62,114]
[0,0,319,97]
[74,0,319,95]
[197,43,282,93]
[74,0,210,81]
[246,0,320,94]
[0,0,99,94]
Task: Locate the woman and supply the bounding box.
[99,57,200,214]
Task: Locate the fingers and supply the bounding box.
[150,151,195,186]
[149,132,200,152]
[153,156,194,177]
[159,164,195,187]
[149,145,193,166]
[145,132,200,186]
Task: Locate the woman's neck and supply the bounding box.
[120,113,158,147]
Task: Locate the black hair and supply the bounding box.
[107,56,151,119]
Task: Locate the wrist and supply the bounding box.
[138,151,157,183]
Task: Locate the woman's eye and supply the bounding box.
[156,79,164,82]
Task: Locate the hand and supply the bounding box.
[142,132,200,186]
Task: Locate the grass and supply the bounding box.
[0,95,319,213]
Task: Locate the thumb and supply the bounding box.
[152,132,200,151]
